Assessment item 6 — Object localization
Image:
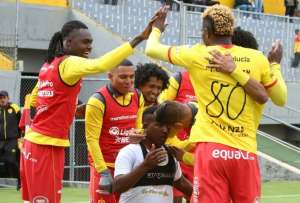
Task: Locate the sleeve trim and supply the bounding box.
[167,47,174,64]
[264,79,278,89]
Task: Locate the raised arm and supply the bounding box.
[265,41,287,106]
[60,15,160,86]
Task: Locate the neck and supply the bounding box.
[145,100,156,107]
[141,139,153,150]
[210,37,232,46]
[108,84,127,96]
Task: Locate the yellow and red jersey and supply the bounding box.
[25,42,134,147]
[146,28,287,154]
[294,35,300,53]
[85,84,144,173]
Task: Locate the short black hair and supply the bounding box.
[296,29,300,34]
[232,27,258,50]
[134,63,169,90]
[46,20,88,63]
[155,101,183,125]
[142,105,159,122]
[118,59,133,67]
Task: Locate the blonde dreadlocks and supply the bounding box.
[202,5,235,36]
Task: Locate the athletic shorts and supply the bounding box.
[21,140,65,203]
[192,142,260,203]
[173,162,193,198]
[89,166,119,203]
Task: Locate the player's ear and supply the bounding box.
[108,72,113,80]
[174,122,183,130]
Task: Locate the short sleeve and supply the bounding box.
[114,146,135,177]
[173,158,182,181]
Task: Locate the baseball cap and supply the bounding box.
[0,90,8,97]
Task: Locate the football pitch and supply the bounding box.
[0,181,300,203]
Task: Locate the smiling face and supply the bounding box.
[139,76,163,105]
[63,28,93,58]
[109,65,135,95]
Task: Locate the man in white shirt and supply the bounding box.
[113,105,192,203]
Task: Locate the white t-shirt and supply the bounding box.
[114,144,182,203]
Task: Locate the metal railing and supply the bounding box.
[71,0,300,81]
[263,113,300,132]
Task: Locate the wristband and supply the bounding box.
[230,66,250,86]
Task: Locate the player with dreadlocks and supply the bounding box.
[145,5,287,203]
[21,17,157,202]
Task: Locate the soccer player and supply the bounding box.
[85,59,144,203]
[157,100,197,203]
[22,18,155,202]
[134,63,169,108]
[145,5,287,203]
[113,105,192,203]
[232,27,258,50]
[292,29,300,68]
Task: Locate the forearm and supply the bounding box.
[230,66,268,104]
[86,123,107,173]
[265,63,287,106]
[145,28,170,62]
[174,176,193,197]
[135,95,144,129]
[60,43,134,85]
[182,152,195,166]
[85,101,107,173]
[114,163,149,193]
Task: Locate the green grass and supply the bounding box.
[1,181,300,203]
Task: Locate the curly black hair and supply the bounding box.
[232,27,258,50]
[134,63,169,90]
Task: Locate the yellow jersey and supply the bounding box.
[146,28,287,153]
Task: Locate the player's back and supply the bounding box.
[186,44,270,153]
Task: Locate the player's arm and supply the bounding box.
[264,41,287,106]
[59,43,134,85]
[135,93,145,129]
[208,50,268,104]
[174,176,193,197]
[145,7,192,68]
[60,16,157,86]
[29,83,38,107]
[173,160,193,197]
[264,63,287,106]
[158,74,180,103]
[85,94,107,173]
[114,145,167,193]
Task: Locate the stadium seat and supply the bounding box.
[263,0,285,16]
[218,0,235,8]
[0,52,13,70]
[20,0,68,8]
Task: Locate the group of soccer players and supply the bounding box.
[18,4,287,203]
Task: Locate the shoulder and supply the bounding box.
[10,103,20,113]
[87,92,106,109]
[118,144,142,159]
